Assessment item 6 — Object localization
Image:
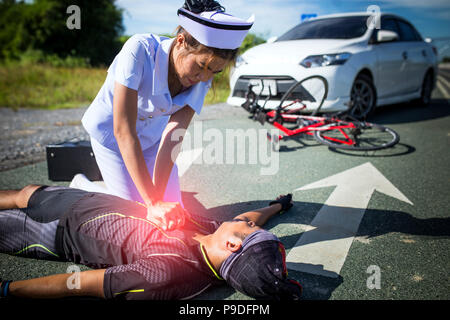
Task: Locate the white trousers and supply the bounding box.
[85,138,183,206]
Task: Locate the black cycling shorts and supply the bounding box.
[0,186,88,260]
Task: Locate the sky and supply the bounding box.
[115,0,450,55]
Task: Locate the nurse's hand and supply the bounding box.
[146,201,188,231]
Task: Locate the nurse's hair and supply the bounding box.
[173,26,239,67]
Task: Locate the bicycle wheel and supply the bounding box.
[314,120,399,151]
[278,75,328,116]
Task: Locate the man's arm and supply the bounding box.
[233,203,282,227]
[5,269,105,299]
[232,194,292,227]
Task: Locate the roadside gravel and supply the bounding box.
[0,107,90,172]
[0,103,241,172]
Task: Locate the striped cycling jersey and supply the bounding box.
[55,192,224,300]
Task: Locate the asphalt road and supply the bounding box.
[0,70,449,301]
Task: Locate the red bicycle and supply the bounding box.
[241,75,399,151]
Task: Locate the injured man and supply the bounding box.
[0,185,302,300]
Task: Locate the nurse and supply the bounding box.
[80,0,254,230]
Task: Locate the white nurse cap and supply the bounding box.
[177,0,254,50]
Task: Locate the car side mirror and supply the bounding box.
[267,36,278,44]
[377,30,399,43]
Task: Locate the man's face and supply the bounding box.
[213,217,262,249]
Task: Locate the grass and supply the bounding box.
[204,67,232,106]
[0,62,230,110]
[0,63,106,110]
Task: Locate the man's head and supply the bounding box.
[209,217,261,255]
[208,217,302,300]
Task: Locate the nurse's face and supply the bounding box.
[173,35,228,87]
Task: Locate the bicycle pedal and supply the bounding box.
[241,101,251,112]
[256,111,266,125]
[250,103,261,114]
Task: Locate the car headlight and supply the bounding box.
[235,55,248,68]
[300,52,351,68]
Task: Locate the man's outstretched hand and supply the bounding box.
[146,201,189,231]
[270,193,293,213]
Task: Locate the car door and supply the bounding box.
[373,17,410,99]
[396,19,429,94]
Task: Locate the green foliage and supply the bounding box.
[0,0,27,60]
[204,33,267,105]
[239,33,266,54]
[10,48,90,68]
[0,0,268,108]
[159,33,175,39]
[0,0,124,66]
[204,67,231,105]
[118,35,131,48]
[0,62,106,109]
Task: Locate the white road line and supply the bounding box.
[437,75,450,98]
[438,64,450,70]
[287,162,413,278]
[176,148,203,177]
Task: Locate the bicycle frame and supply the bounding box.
[241,76,358,147]
[266,111,360,147]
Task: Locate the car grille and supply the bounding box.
[232,76,297,100]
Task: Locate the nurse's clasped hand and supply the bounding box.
[146,201,189,231]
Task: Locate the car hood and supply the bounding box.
[242,39,364,64]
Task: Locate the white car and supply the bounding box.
[227,12,439,118]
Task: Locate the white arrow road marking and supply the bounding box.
[176,148,203,177]
[286,162,413,278]
[437,75,450,98]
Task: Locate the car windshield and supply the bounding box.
[277,16,370,41]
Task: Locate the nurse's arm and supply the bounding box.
[113,81,158,205]
[152,105,195,200]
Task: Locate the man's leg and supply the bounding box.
[0,185,107,299]
[0,185,61,260]
[0,185,92,261]
[0,184,42,210]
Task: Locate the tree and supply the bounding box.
[0,0,125,66]
[240,33,266,53]
[0,0,29,60]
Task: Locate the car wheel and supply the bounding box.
[416,71,433,107]
[349,74,376,120]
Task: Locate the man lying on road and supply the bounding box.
[0,185,302,300]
